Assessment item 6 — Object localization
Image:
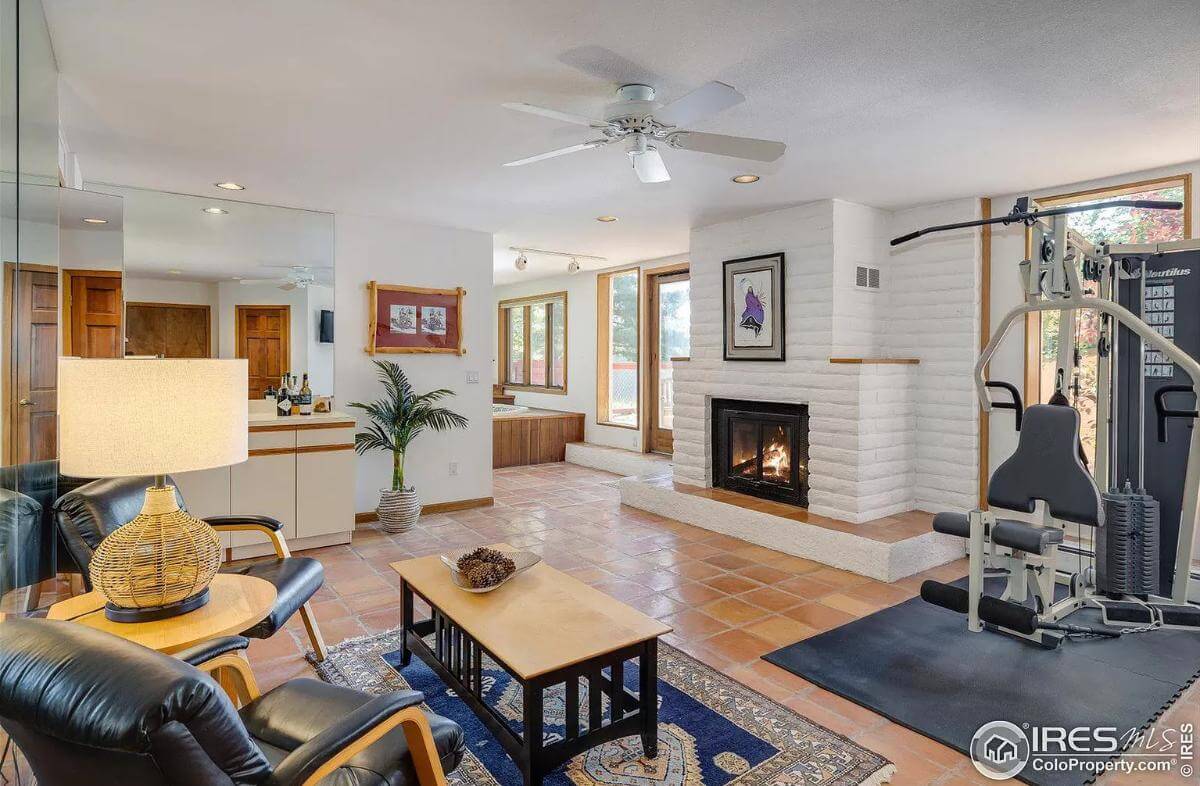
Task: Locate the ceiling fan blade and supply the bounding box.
[503,140,607,167]
[668,131,785,162]
[240,278,289,286]
[631,147,670,183]
[502,102,609,128]
[655,81,745,127]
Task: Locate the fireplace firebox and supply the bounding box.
[712,398,809,507]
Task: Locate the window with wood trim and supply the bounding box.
[596,268,639,428]
[497,292,567,393]
[1028,174,1192,466]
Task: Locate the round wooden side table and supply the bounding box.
[47,573,277,655]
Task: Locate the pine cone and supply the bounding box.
[466,562,505,588]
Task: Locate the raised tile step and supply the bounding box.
[619,476,964,582]
[565,442,671,479]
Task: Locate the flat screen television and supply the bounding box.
[319,309,334,343]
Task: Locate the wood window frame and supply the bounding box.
[640,262,689,452]
[596,266,641,430]
[496,291,568,395]
[1021,173,1193,408]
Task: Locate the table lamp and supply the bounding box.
[58,358,249,622]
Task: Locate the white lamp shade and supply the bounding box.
[58,358,249,477]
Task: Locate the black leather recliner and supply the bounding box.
[54,475,330,661]
[0,460,90,603]
[0,617,465,786]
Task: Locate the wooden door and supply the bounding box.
[236,305,290,399]
[4,264,59,464]
[647,270,690,455]
[65,271,123,358]
[126,302,211,358]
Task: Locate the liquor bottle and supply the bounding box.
[299,373,313,415]
[264,383,276,401]
[290,374,301,415]
[276,373,292,417]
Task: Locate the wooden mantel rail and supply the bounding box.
[828,357,921,365]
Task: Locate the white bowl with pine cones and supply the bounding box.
[440,546,541,593]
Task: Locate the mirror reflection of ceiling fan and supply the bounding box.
[502,81,786,183]
[239,264,333,291]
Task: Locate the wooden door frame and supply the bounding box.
[640,262,689,454]
[3,262,59,465]
[61,268,122,357]
[236,304,291,386]
[126,301,213,358]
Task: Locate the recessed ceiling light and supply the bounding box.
[731,174,760,184]
[595,215,618,223]
[168,269,182,275]
[202,207,229,215]
[214,182,245,191]
[81,217,108,224]
[231,276,243,281]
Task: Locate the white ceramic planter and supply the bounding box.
[377,487,420,533]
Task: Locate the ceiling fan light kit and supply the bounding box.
[502,80,785,184]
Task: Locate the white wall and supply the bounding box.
[335,214,493,512]
[493,253,688,452]
[307,283,335,396]
[986,160,1200,473]
[885,199,982,513]
[123,276,219,356]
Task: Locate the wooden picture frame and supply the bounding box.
[366,281,466,356]
[722,253,785,361]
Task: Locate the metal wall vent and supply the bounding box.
[855,265,881,290]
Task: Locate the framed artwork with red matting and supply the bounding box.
[366,282,466,355]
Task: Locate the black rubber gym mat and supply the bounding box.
[763,585,1200,786]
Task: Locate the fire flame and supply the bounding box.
[762,440,790,478]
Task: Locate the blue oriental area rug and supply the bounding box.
[312,629,894,786]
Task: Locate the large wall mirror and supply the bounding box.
[84,186,335,401]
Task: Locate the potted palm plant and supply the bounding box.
[348,360,469,533]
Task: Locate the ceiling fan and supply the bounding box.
[240,264,332,291]
[502,81,785,183]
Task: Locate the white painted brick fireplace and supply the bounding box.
[668,197,982,524]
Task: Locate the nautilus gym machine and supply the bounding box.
[892,196,1200,648]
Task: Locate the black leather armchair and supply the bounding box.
[54,475,329,661]
[0,460,90,607]
[0,617,465,786]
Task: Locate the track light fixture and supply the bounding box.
[508,247,606,274]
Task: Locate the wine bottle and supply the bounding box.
[276,372,292,417]
[299,373,313,415]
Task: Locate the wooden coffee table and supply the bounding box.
[391,545,672,786]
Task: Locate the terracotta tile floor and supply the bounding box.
[5,462,1196,785]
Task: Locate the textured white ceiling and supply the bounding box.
[43,0,1200,285]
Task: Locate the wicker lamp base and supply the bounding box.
[90,483,222,624]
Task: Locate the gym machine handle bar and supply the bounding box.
[1155,385,1199,443]
[984,381,1023,431]
[890,199,1183,246]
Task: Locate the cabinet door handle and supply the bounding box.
[18,398,32,407]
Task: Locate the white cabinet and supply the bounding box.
[173,414,356,560]
[231,453,297,548]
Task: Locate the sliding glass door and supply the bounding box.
[647,270,690,454]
